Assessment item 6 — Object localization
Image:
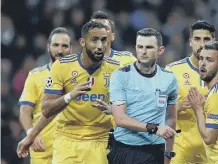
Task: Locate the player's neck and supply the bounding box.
[105,47,111,57]
[207,75,218,89]
[190,54,199,68]
[136,61,156,75]
[81,51,102,69]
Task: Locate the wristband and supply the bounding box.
[26,128,32,135]
[146,123,158,134]
[164,152,176,160]
[64,93,72,104]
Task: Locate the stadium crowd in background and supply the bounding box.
[1,0,218,164]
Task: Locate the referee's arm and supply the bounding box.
[165,104,177,152]
[111,103,148,132]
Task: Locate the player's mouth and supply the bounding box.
[199,67,207,74]
[197,48,203,54]
[95,52,104,56]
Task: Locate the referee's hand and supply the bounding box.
[156,126,177,140]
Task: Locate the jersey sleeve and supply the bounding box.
[205,93,218,129]
[44,60,64,95]
[18,72,37,107]
[167,74,179,105]
[109,70,126,105]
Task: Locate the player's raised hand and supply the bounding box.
[92,99,112,115]
[70,81,91,99]
[177,97,191,113]
[188,87,205,111]
[31,136,45,152]
[156,126,177,140]
[17,136,34,158]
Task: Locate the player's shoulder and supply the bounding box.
[160,66,174,74]
[118,64,131,72]
[30,64,48,74]
[103,56,120,66]
[59,53,78,64]
[210,83,218,94]
[159,66,177,82]
[113,50,133,57]
[166,58,187,68]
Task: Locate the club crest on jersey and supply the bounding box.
[72,71,78,77]
[45,77,53,88]
[183,73,189,79]
[103,73,110,88]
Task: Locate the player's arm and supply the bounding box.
[110,70,176,139]
[19,73,36,133]
[189,87,218,145]
[19,72,46,152]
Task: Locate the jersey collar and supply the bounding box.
[186,57,199,74]
[77,52,102,75]
[47,63,52,71]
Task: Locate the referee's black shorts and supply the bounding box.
[107,140,165,164]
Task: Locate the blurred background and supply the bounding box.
[1,0,218,163]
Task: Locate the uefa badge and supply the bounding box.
[45,77,53,88]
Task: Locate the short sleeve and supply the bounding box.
[109,70,126,105]
[205,93,218,129]
[18,72,37,107]
[44,60,64,95]
[167,75,178,105]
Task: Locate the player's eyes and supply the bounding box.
[52,44,59,47]
[62,45,69,48]
[146,46,153,49]
[204,38,211,41]
[92,38,98,42]
[101,37,107,42]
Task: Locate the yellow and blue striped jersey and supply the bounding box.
[166,57,208,163]
[19,64,56,158]
[110,48,136,66]
[44,53,121,141]
[204,83,218,163]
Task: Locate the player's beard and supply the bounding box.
[49,48,63,63]
[86,48,104,62]
[194,47,203,60]
[201,69,218,83]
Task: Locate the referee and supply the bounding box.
[108,28,178,164]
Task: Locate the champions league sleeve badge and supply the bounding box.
[45,77,53,88]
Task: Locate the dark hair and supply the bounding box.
[204,41,218,51]
[90,10,115,32]
[81,21,108,37]
[190,20,215,38]
[137,28,163,47]
[48,27,72,44]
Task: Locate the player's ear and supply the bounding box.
[189,38,192,47]
[70,45,73,53]
[158,46,165,56]
[111,33,115,41]
[47,44,50,52]
[79,38,85,48]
